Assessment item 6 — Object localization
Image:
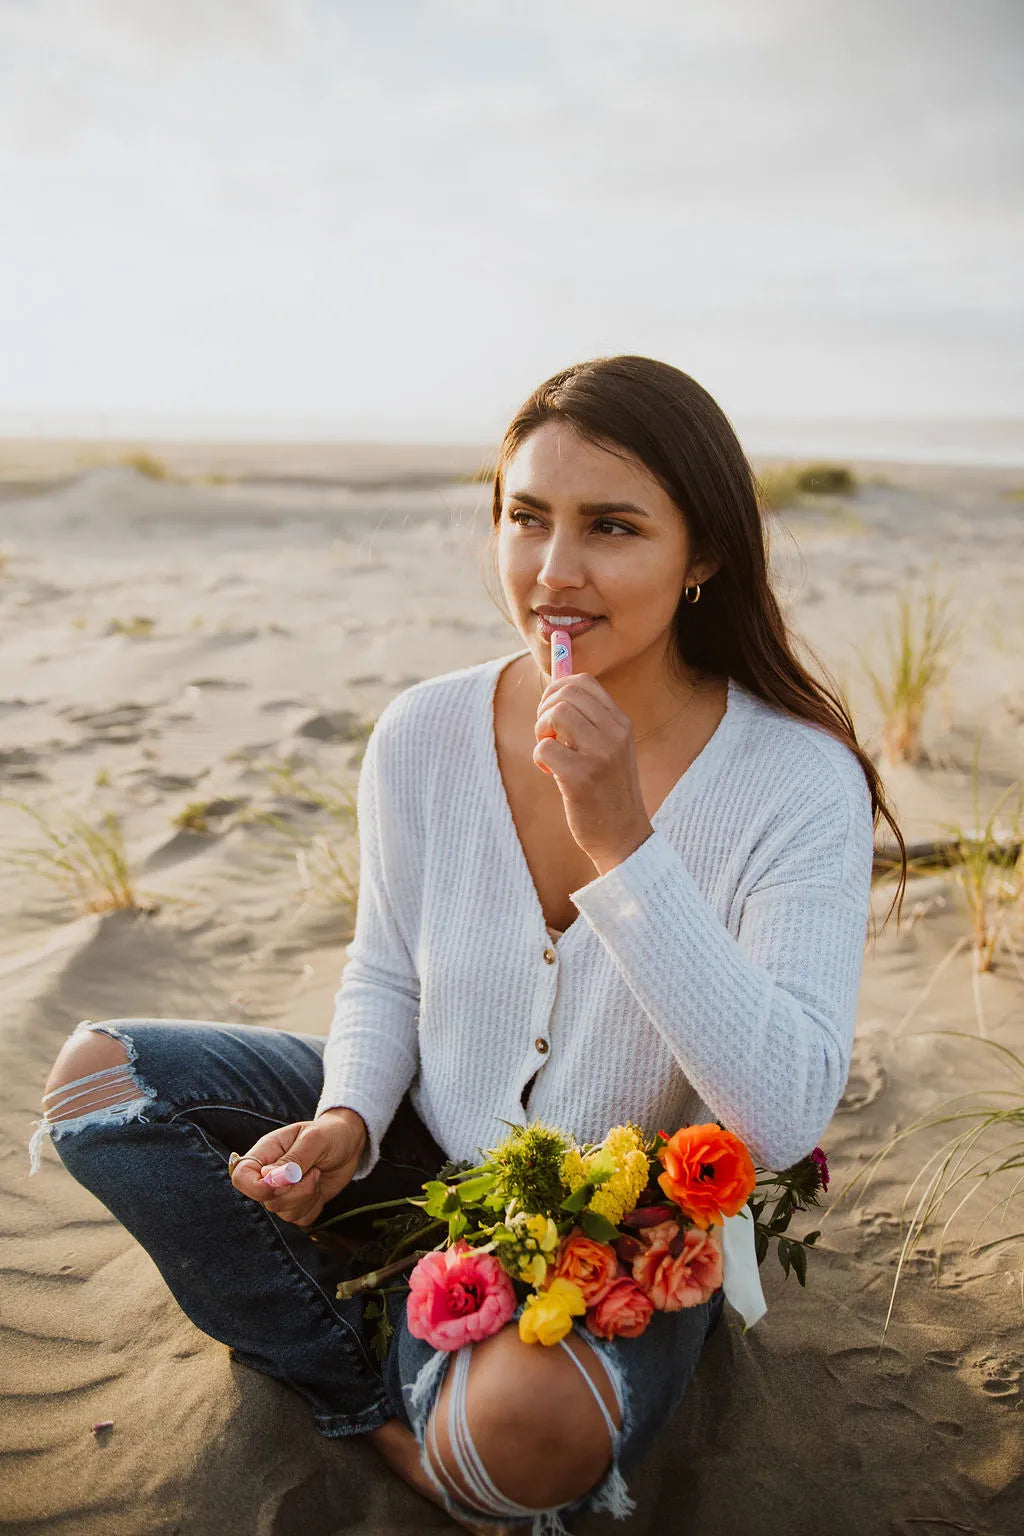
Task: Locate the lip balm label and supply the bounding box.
[552,640,570,669]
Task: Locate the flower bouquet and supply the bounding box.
[316,1118,830,1363]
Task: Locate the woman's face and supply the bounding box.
[496,419,705,678]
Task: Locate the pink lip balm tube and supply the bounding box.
[259,1161,304,1189]
[550,628,574,679]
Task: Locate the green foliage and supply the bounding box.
[794,463,857,495]
[4,798,157,914]
[121,450,171,480]
[173,800,213,833]
[579,1209,622,1243]
[107,614,156,637]
[483,1120,574,1219]
[855,581,961,763]
[940,745,1023,974]
[829,1033,1024,1336]
[362,1296,395,1365]
[748,1149,827,1283]
[756,461,857,509]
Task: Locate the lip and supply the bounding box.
[535,614,603,638]
[533,607,601,620]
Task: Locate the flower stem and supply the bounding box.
[385,1217,447,1265]
[317,1195,424,1230]
[337,1248,443,1300]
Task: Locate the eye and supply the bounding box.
[507,510,636,537]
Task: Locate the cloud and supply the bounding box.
[0,0,1021,431]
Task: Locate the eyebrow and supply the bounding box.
[505,491,651,521]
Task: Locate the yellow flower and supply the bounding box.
[590,1145,650,1227]
[515,1213,559,1284]
[524,1213,560,1253]
[518,1278,586,1346]
[561,1148,588,1193]
[519,1251,549,1288]
[561,1126,651,1227]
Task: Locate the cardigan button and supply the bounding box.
[534,1038,549,1054]
[542,947,556,964]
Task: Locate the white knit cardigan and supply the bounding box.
[317,649,875,1327]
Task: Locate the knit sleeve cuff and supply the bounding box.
[570,828,689,927]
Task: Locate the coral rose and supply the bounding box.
[585,1277,655,1341]
[631,1220,723,1311]
[406,1241,517,1351]
[552,1229,619,1307]
[656,1123,756,1227]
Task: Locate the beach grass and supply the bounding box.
[3,799,157,914]
[756,461,858,510]
[106,615,156,638]
[120,450,172,481]
[172,800,215,834]
[940,753,1024,976]
[239,763,361,917]
[855,582,961,763]
[829,1032,1024,1338]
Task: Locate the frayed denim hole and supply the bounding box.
[405,1305,635,1535]
[29,1022,158,1175]
[561,1328,637,1522]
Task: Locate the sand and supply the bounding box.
[1,443,1022,1534]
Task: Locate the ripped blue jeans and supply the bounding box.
[32,1019,724,1535]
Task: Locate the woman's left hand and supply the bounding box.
[534,672,654,873]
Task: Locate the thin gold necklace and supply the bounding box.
[632,678,698,745]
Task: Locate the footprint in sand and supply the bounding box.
[975,1354,1023,1399]
[0,746,45,781]
[63,703,151,744]
[924,1349,963,1370]
[838,1041,887,1111]
[294,710,365,742]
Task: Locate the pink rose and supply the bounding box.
[585,1276,655,1341]
[631,1220,723,1311]
[406,1241,517,1351]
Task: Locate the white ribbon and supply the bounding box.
[719,1205,767,1333]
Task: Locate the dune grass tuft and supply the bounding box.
[121,450,172,481]
[756,461,858,510]
[855,582,961,763]
[240,763,361,918]
[106,615,156,638]
[4,799,157,914]
[172,801,214,834]
[940,752,1023,977]
[829,1032,1024,1339]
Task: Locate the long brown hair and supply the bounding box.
[485,354,906,931]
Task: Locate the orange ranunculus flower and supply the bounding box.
[656,1123,756,1227]
[552,1228,620,1308]
[631,1220,723,1311]
[585,1276,655,1340]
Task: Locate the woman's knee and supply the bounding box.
[424,1324,621,1515]
[43,1021,152,1117]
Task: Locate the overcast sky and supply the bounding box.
[1,0,1022,441]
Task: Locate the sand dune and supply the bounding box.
[1,447,1022,1533]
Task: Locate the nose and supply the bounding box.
[536,527,587,592]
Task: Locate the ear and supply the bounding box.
[689,557,723,586]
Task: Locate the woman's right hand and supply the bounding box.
[230,1107,368,1228]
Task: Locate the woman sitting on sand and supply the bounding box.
[35,355,905,1536]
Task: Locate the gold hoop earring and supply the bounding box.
[684,582,701,605]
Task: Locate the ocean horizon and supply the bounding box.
[2,414,1024,470]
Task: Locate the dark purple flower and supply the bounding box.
[810,1147,830,1193]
